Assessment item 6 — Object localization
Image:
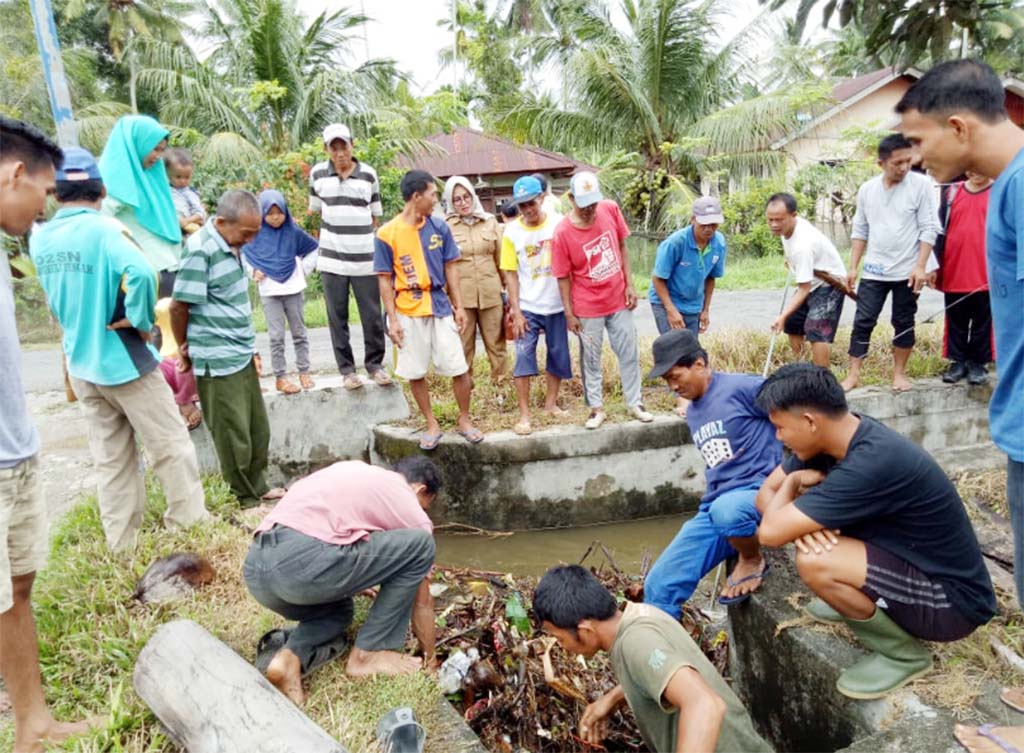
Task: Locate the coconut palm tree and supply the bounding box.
[133,0,401,163]
[499,0,827,231]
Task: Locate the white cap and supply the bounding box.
[322,123,352,145]
[569,171,603,208]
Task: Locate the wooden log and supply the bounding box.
[133,619,347,753]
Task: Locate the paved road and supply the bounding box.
[18,287,944,394]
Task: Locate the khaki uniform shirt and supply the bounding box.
[447,214,503,309]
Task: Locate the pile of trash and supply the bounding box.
[430,544,729,753]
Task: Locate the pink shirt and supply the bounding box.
[551,200,631,318]
[255,461,433,546]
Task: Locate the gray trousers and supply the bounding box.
[243,525,435,667]
[262,292,310,377]
[579,308,642,409]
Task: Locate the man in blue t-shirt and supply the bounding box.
[643,330,781,618]
[755,363,994,700]
[895,58,1024,750]
[30,147,208,551]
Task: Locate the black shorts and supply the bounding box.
[783,284,845,343]
[861,542,979,642]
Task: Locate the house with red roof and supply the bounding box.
[395,127,595,212]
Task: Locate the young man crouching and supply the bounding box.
[756,363,996,699]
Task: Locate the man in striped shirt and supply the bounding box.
[171,190,285,506]
[310,123,391,390]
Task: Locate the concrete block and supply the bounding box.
[371,416,706,529]
[191,375,409,486]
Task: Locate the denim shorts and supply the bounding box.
[513,310,572,379]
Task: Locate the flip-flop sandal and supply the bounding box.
[513,421,532,436]
[1002,688,1024,714]
[718,563,773,606]
[376,706,426,753]
[254,628,348,677]
[457,427,485,444]
[957,723,1024,753]
[418,432,443,451]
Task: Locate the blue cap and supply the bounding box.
[56,147,102,183]
[511,175,543,204]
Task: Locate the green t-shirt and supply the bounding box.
[610,603,771,753]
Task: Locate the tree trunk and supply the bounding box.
[133,619,348,753]
[129,51,138,114]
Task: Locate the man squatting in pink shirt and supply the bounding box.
[243,457,441,704]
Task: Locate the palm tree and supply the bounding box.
[133,0,400,163]
[499,0,827,231]
[63,0,188,112]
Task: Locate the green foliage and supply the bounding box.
[792,122,883,227]
[720,179,810,258]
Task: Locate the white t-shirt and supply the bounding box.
[781,217,847,291]
[243,250,319,297]
[499,212,564,315]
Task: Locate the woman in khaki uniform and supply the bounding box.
[443,176,508,380]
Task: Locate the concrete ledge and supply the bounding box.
[728,549,1024,752]
[192,376,409,486]
[371,416,707,529]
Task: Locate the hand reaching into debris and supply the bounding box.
[579,685,625,745]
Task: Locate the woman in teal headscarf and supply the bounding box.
[99,115,183,296]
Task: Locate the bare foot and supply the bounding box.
[261,487,287,501]
[178,402,202,430]
[15,715,104,753]
[265,648,305,705]
[840,375,859,392]
[718,556,767,601]
[892,375,913,393]
[346,647,422,677]
[954,724,1024,753]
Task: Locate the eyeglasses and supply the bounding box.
[452,195,473,205]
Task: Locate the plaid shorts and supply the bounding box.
[784,284,845,343]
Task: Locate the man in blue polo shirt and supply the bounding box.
[30,147,208,550]
[648,196,726,414]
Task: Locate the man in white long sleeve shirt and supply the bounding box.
[842,134,940,392]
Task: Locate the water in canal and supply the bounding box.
[435,514,689,576]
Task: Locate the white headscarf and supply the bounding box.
[443,175,491,223]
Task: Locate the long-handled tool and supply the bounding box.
[762,270,794,378]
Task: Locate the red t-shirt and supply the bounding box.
[941,183,990,292]
[551,200,631,318]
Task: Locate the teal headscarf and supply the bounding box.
[99,115,182,243]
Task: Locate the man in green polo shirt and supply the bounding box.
[171,190,284,505]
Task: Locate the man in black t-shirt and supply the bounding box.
[754,363,996,700]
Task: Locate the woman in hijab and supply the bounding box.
[99,115,182,296]
[443,176,507,381]
[242,190,319,395]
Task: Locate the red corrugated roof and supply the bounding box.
[395,127,594,178]
[831,67,902,103]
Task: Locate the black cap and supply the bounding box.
[647,329,703,380]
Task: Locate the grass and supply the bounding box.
[0,477,444,753]
[397,320,948,434]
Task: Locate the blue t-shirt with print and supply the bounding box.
[986,146,1024,462]
[685,372,782,503]
[647,225,726,315]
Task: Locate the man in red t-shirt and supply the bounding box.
[935,170,993,385]
[552,172,653,429]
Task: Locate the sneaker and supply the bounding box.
[370,369,393,386]
[343,373,363,390]
[942,362,967,384]
[966,362,989,385]
[630,404,654,422]
[584,409,606,430]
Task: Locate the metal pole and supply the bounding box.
[763,270,794,378]
[28,0,78,148]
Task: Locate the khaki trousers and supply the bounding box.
[71,368,209,551]
[460,304,508,379]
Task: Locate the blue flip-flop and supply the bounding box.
[718,562,772,606]
[418,432,443,451]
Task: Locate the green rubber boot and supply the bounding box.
[804,598,844,624]
[837,608,933,699]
